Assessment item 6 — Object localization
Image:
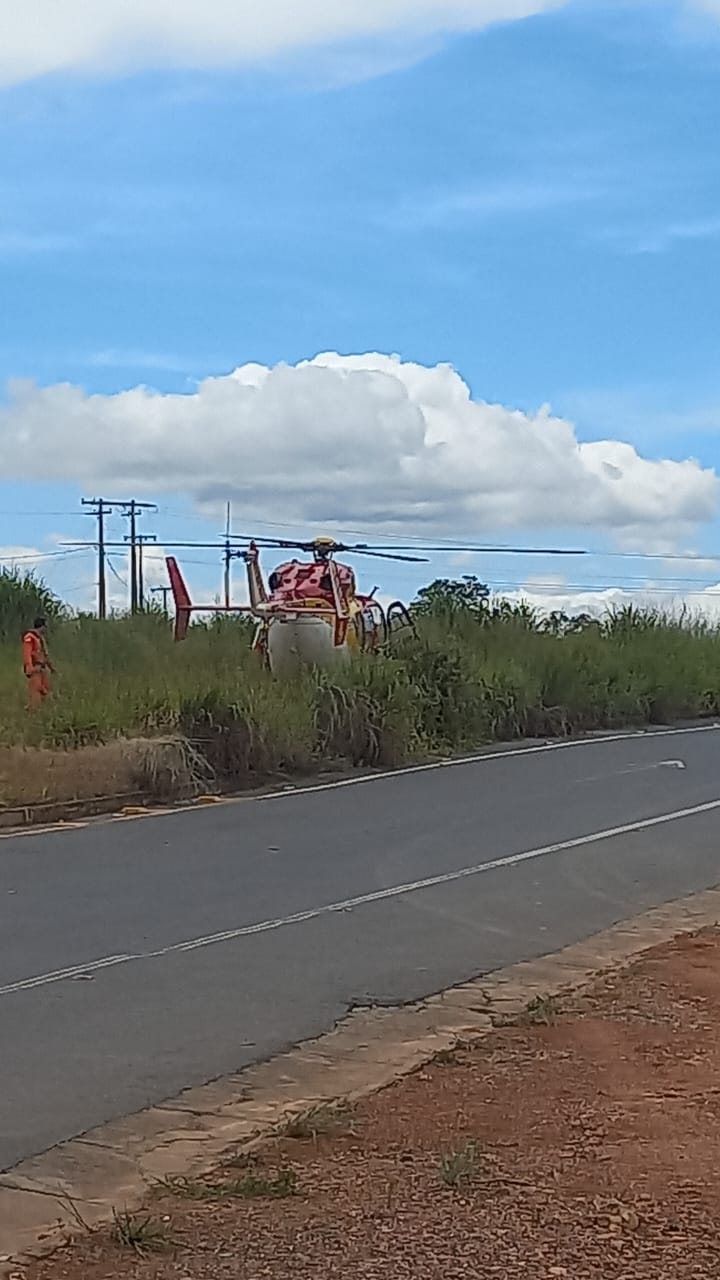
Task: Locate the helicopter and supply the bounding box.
[166,536,421,675]
[165,534,587,677]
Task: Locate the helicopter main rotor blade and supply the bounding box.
[228,535,313,550]
[226,534,428,562]
[225,533,586,558]
[338,548,430,563]
[342,544,587,556]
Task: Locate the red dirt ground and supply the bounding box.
[17,928,720,1279]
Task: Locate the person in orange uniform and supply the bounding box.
[22,616,54,709]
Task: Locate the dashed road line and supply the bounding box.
[4,793,720,998]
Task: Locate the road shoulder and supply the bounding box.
[2,884,720,1265]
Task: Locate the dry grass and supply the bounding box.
[0,740,139,809]
[0,735,216,810]
[127,735,216,801]
[152,1170,297,1201]
[111,1209,173,1256]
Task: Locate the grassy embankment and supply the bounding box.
[1,565,719,808]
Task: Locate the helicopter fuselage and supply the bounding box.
[250,556,381,675]
[165,540,414,673]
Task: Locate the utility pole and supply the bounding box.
[81,497,128,619]
[128,501,138,614]
[121,501,157,613]
[138,534,156,611]
[125,532,157,611]
[223,501,232,609]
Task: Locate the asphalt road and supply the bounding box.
[3,724,720,1172]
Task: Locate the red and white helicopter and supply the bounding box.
[166,534,585,677]
[166,536,422,675]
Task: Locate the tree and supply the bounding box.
[541,610,597,637]
[411,576,490,620]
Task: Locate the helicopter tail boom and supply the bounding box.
[166,556,193,641]
[165,555,342,644]
[165,555,260,640]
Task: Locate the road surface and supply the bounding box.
[2,724,720,1172]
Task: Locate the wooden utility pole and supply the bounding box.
[137,534,157,610]
[124,531,157,610]
[81,498,128,618]
[121,501,157,613]
[223,501,232,608]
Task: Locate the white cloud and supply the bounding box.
[503,579,720,622]
[2,0,720,93]
[3,1,720,88]
[0,1,567,87]
[0,545,47,570]
[0,353,717,543]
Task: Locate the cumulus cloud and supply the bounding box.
[503,579,720,622]
[0,1,568,86]
[3,1,719,87]
[0,353,716,544]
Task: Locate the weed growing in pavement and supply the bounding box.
[153,1169,297,1200]
[231,1169,298,1199]
[152,1176,221,1201]
[439,1140,481,1189]
[218,1149,259,1171]
[523,994,562,1025]
[281,1101,356,1141]
[433,1046,461,1066]
[111,1208,173,1255]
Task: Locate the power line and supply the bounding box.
[0,548,89,564]
[152,514,720,563]
[0,510,84,518]
[80,498,160,617]
[486,578,720,598]
[106,557,127,588]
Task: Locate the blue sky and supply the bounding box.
[1,0,720,613]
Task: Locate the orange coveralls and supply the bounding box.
[22,629,53,708]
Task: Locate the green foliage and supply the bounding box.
[154,1169,297,1200]
[438,1140,481,1188]
[2,577,720,791]
[112,1208,173,1255]
[411,575,490,621]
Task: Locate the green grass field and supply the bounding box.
[3,567,720,790]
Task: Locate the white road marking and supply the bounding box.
[252,724,718,803]
[4,794,720,999]
[1,723,718,841]
[575,759,688,785]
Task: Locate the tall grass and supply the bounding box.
[2,591,720,789]
[0,567,63,642]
